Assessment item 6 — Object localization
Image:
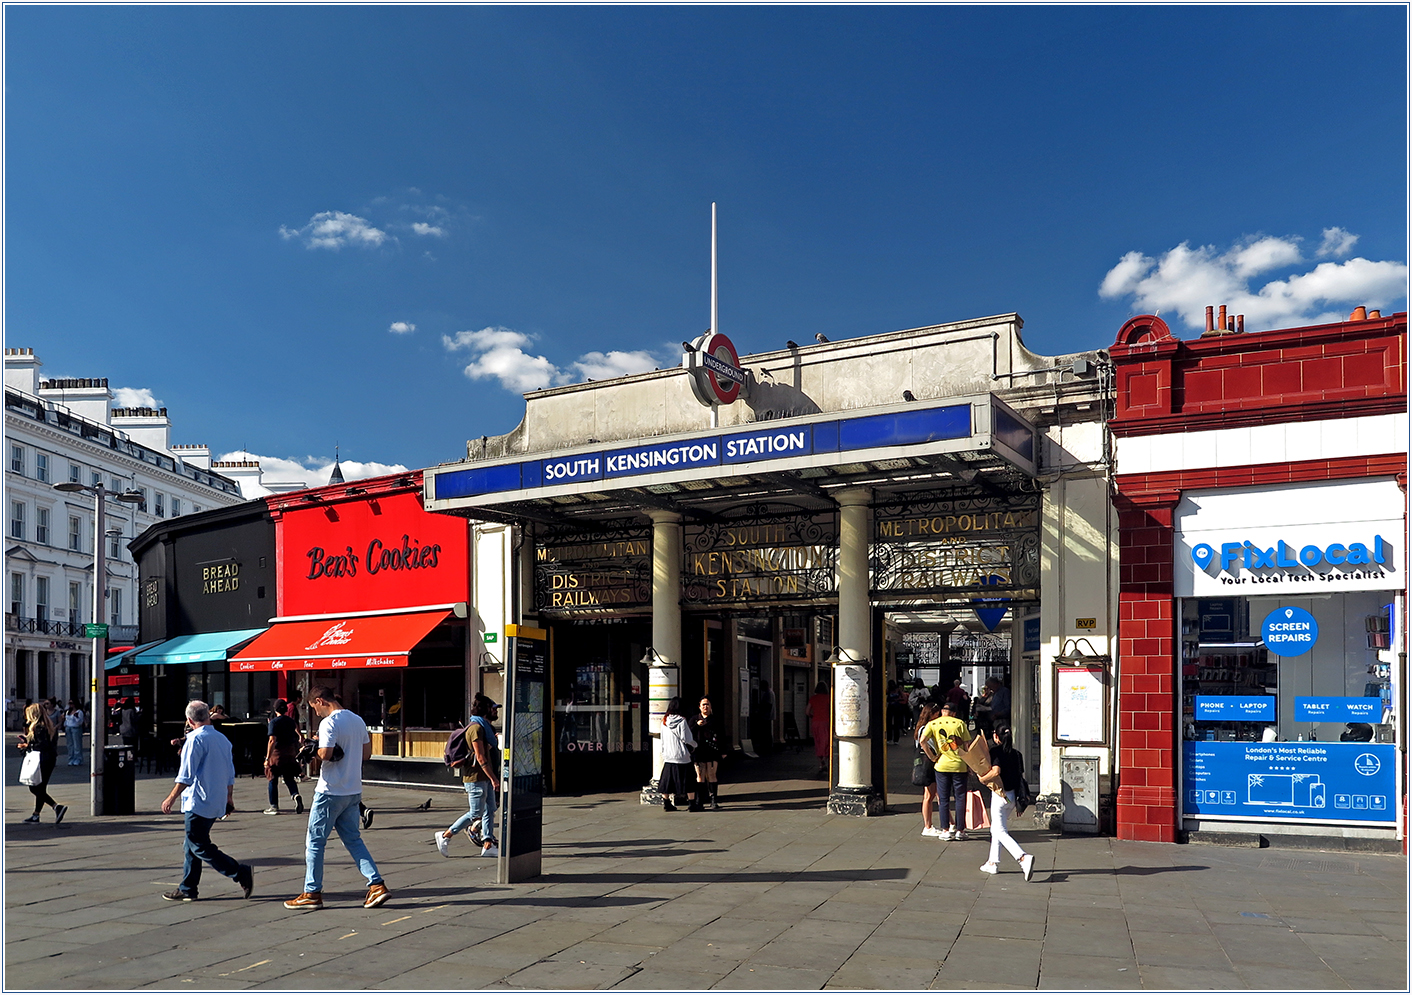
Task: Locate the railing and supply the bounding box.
[4,615,139,642]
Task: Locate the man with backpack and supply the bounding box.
[434,695,501,858]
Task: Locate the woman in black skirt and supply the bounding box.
[19,702,65,824]
[692,697,724,810]
[658,697,699,811]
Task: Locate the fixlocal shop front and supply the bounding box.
[1176,477,1405,846]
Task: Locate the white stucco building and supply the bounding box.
[4,347,247,719]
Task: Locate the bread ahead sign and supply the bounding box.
[682,332,747,406]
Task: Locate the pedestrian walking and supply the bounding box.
[914,702,943,837]
[945,679,971,723]
[978,723,1034,881]
[284,685,389,911]
[886,680,908,743]
[435,695,501,858]
[986,677,1011,730]
[158,700,253,901]
[921,700,972,840]
[119,697,140,747]
[263,698,305,816]
[806,680,830,776]
[658,696,699,811]
[691,696,724,810]
[18,703,65,825]
[63,700,85,766]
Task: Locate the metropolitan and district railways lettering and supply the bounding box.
[876,509,1036,537]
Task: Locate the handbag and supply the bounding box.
[19,750,42,786]
[911,754,933,787]
[1014,777,1034,816]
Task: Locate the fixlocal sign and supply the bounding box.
[429,400,1013,504]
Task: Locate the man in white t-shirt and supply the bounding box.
[284,686,388,912]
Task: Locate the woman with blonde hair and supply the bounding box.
[914,702,943,837]
[19,702,65,824]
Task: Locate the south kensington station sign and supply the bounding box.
[427,395,1037,507]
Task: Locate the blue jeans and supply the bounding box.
[179,812,240,895]
[448,779,497,843]
[935,770,969,832]
[65,727,83,763]
[304,792,382,894]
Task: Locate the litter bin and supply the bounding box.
[103,745,136,815]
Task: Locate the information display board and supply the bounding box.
[1183,741,1396,825]
[1054,665,1107,744]
[499,624,547,883]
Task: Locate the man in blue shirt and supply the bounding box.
[285,685,389,911]
[160,700,253,902]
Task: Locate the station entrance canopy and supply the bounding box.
[425,394,1042,608]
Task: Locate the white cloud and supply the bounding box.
[411,222,446,237]
[216,450,410,491]
[111,387,162,409]
[441,328,665,394]
[1318,226,1359,258]
[571,350,659,381]
[1099,232,1407,331]
[389,321,417,335]
[279,211,389,250]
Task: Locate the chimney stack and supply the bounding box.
[1369,310,1381,319]
[1350,306,1368,321]
[1205,306,1215,333]
[1236,314,1245,334]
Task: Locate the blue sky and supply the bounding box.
[7,6,1407,482]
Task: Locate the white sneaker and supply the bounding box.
[952,830,969,841]
[434,832,450,857]
[979,862,999,874]
[1019,853,1035,881]
[480,845,500,858]
[921,827,943,837]
[939,829,955,841]
[263,807,279,816]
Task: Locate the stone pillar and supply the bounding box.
[640,510,683,804]
[828,488,884,816]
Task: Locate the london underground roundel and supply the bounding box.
[685,332,747,407]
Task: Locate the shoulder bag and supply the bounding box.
[19,749,42,786]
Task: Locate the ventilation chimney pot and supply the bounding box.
[1369,309,1381,319]
[1205,306,1214,333]
[1350,306,1368,321]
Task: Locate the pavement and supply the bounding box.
[4,741,1408,991]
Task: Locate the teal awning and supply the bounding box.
[133,628,267,667]
[104,640,165,670]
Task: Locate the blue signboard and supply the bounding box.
[1023,616,1040,653]
[1294,697,1383,723]
[1183,741,1396,824]
[430,401,989,502]
[1261,606,1319,657]
[1194,696,1276,721]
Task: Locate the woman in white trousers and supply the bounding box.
[979,723,1035,881]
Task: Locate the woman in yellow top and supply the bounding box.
[921,701,971,841]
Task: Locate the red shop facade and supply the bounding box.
[1109,307,1407,849]
[229,471,478,786]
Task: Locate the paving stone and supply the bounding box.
[713,961,833,989]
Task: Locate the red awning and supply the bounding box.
[229,610,450,672]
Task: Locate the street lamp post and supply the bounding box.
[53,481,142,816]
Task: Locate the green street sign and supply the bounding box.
[483,633,498,643]
[84,623,109,638]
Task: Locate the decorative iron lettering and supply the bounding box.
[683,504,837,606]
[872,491,1040,599]
[534,520,652,614]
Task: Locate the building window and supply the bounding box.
[91,470,101,488]
[36,507,50,545]
[35,577,49,623]
[35,453,49,483]
[109,587,122,627]
[68,463,81,484]
[171,498,182,517]
[108,531,122,559]
[10,501,25,540]
[69,582,82,622]
[136,486,149,511]
[10,444,25,475]
[10,573,23,617]
[193,504,202,515]
[68,515,83,551]
[154,492,165,517]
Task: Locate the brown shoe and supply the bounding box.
[363,882,389,909]
[283,891,323,911]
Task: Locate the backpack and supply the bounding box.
[443,725,477,771]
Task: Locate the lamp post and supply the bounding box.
[53,481,142,816]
